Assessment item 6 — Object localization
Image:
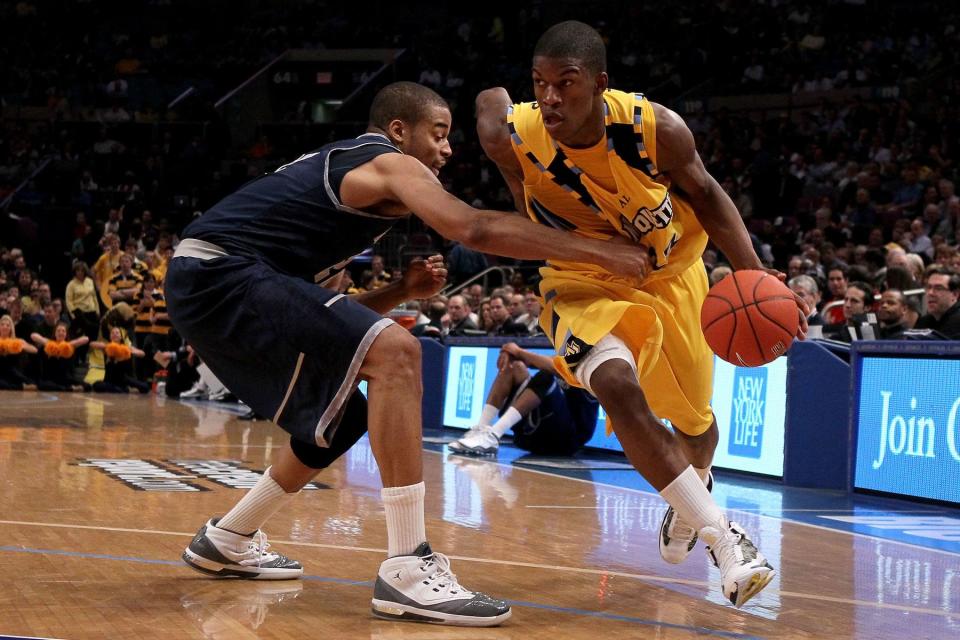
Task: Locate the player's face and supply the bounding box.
[532,56,607,146]
[402,105,453,177]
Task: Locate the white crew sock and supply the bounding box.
[480,404,499,426]
[659,466,726,544]
[694,466,712,485]
[217,466,295,536]
[382,481,426,557]
[489,407,523,438]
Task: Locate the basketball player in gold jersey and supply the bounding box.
[474,21,808,608]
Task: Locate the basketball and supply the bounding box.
[700,270,799,367]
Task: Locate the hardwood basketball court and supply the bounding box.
[1,391,957,639]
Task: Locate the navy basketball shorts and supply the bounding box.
[166,254,392,447]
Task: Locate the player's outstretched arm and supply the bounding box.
[372,153,649,280]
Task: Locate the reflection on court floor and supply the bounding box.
[0,391,957,639]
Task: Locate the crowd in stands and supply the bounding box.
[3,1,960,395]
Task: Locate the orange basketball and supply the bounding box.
[700,270,799,367]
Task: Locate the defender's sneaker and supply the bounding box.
[659,472,714,564]
[182,518,303,580]
[447,426,500,456]
[371,542,511,627]
[704,520,775,608]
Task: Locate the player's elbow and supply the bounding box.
[455,213,493,251]
[476,88,510,112]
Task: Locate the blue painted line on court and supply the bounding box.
[0,545,182,566]
[430,437,960,557]
[0,545,766,638]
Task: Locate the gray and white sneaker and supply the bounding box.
[182,518,303,580]
[179,381,209,400]
[659,472,713,564]
[704,520,775,608]
[447,426,500,456]
[372,542,511,627]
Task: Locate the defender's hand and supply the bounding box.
[400,255,447,299]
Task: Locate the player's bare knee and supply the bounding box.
[363,325,421,380]
[509,360,529,380]
[589,359,639,397]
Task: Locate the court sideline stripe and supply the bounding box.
[0,435,956,558]
[0,519,956,619]
[0,544,763,639]
[449,452,960,559]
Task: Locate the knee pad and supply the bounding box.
[574,334,637,395]
[289,389,369,469]
[525,369,558,400]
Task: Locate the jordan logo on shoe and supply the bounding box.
[391,570,402,581]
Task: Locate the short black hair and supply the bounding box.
[368,82,449,130]
[533,21,606,74]
[926,266,960,292]
[847,281,874,301]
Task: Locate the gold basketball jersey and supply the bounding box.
[507,89,707,282]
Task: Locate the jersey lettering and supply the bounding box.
[617,193,674,243]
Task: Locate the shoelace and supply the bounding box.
[709,527,747,574]
[669,512,697,541]
[242,530,273,567]
[421,552,469,596]
[469,426,498,444]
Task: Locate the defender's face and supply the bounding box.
[532,56,606,144]
[402,105,453,177]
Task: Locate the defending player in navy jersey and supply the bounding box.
[165,81,650,627]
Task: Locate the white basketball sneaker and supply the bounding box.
[371,542,511,626]
[659,472,713,564]
[182,518,303,580]
[447,426,500,456]
[704,520,775,608]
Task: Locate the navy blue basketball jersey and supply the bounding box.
[183,133,404,282]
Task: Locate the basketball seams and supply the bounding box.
[702,272,797,366]
[754,298,799,336]
[701,294,736,333]
[732,272,765,360]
